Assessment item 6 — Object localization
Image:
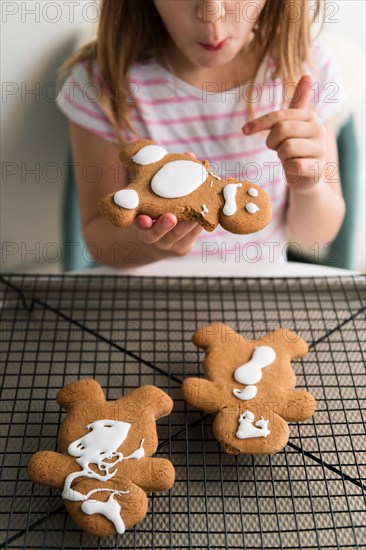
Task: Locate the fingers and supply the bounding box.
[289,75,313,110]
[243,108,317,135]
[160,223,203,256]
[265,119,323,151]
[135,215,153,230]
[242,75,315,136]
[135,213,177,244]
[135,212,202,256]
[155,220,201,252]
[282,157,326,190]
[277,138,327,163]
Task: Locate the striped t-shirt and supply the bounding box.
[58,38,347,264]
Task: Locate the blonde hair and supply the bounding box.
[60,0,325,146]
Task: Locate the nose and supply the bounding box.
[196,1,226,23]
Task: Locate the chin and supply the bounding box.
[195,55,235,69]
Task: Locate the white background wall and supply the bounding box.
[1,0,365,273]
[1,1,95,272]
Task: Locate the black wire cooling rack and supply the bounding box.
[0,274,365,550]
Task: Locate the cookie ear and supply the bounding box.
[193,323,242,351]
[118,385,174,420]
[219,181,272,235]
[121,139,169,176]
[120,139,158,166]
[260,330,308,359]
[57,380,106,410]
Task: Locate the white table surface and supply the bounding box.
[76,258,357,278]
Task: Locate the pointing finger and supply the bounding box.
[243,109,312,135]
[290,74,313,110]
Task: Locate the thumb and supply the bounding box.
[290,75,313,109]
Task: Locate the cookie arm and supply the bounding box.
[182,378,222,413]
[28,451,77,489]
[278,389,316,421]
[120,457,175,492]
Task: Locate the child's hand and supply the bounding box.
[134,214,203,257]
[133,151,203,257]
[242,75,327,194]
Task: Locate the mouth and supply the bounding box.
[198,39,229,52]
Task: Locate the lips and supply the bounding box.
[199,39,228,51]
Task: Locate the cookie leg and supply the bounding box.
[213,409,290,455]
[65,479,148,537]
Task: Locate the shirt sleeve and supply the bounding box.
[308,38,350,124]
[56,62,121,143]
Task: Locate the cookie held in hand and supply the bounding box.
[28,380,175,537]
[182,323,316,455]
[99,139,272,234]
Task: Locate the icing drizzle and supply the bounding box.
[63,420,145,534]
[248,188,259,198]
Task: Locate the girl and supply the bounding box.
[58,0,347,268]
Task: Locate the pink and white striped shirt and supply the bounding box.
[58,38,347,264]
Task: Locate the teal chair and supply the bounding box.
[287,116,359,269]
[63,116,359,271]
[63,159,96,271]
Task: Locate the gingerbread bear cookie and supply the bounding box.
[28,380,175,537]
[182,323,316,455]
[99,139,272,234]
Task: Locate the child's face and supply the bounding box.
[153,0,266,68]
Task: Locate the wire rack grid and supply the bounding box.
[0,274,365,550]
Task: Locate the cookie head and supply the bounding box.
[219,181,272,235]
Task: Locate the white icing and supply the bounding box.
[208,170,221,181]
[222,183,242,216]
[232,385,257,401]
[233,346,276,386]
[63,420,145,534]
[151,161,208,198]
[236,410,270,440]
[114,189,139,210]
[210,180,214,188]
[132,145,168,165]
[248,188,259,198]
[245,203,260,214]
[201,204,209,216]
